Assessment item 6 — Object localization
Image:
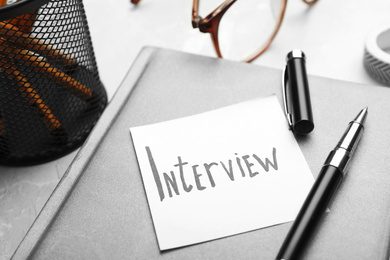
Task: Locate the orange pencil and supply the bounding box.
[0,114,5,136]
[8,10,37,34]
[0,39,92,99]
[0,0,9,154]
[6,0,37,34]
[0,22,76,69]
[0,57,62,132]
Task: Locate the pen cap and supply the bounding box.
[284,50,314,135]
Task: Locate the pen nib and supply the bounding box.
[353,107,368,125]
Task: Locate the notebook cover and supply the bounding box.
[12,47,390,259]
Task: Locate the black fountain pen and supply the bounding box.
[276,107,368,260]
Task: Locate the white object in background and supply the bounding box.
[364,26,390,85]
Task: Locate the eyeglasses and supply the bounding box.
[132,0,319,63]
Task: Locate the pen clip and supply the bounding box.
[282,64,292,129]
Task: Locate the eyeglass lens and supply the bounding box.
[217,0,286,61]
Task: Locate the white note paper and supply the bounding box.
[130,95,314,250]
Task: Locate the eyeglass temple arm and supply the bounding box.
[192,0,236,30]
[133,0,315,15]
[192,0,201,28]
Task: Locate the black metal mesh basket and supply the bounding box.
[0,0,107,165]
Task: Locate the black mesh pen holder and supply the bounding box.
[0,0,107,165]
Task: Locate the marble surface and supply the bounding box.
[1,0,389,259]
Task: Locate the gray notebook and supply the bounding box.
[12,47,390,260]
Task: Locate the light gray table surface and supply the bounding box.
[1,0,390,259]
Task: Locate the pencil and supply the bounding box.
[0,22,76,69]
[6,0,36,33]
[0,113,5,136]
[0,39,92,99]
[8,10,37,34]
[0,57,62,132]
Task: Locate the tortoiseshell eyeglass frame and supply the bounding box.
[131,0,319,63]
